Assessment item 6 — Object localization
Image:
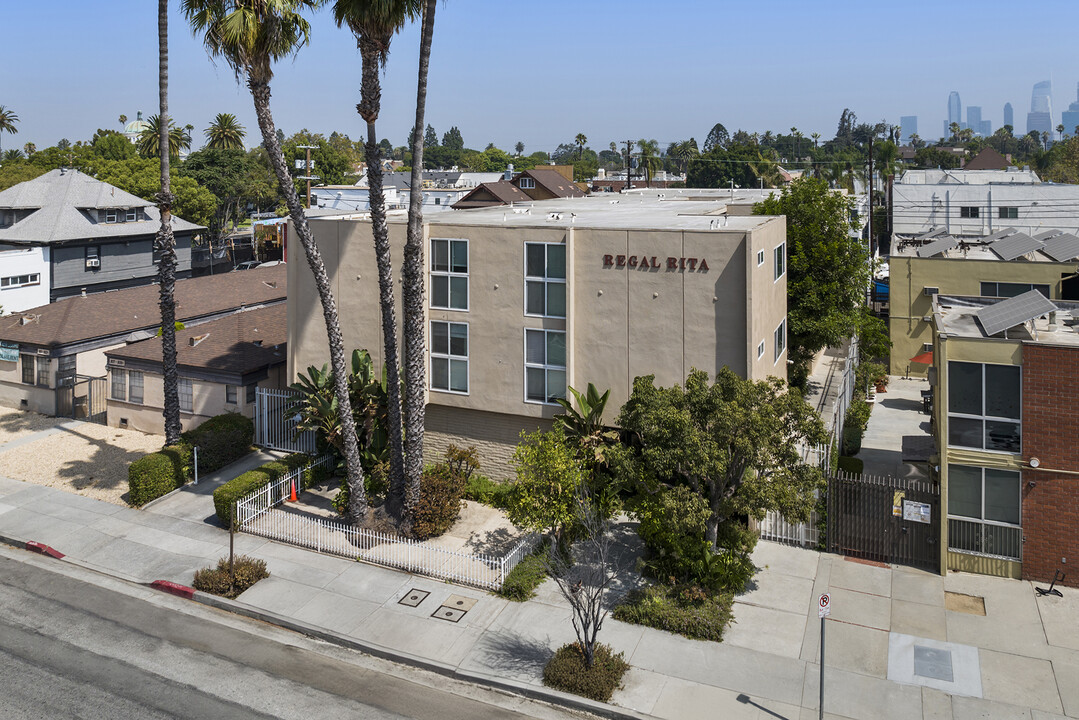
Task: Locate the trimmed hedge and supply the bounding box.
[181,413,254,473]
[128,444,191,507]
[837,455,864,474]
[543,642,628,702]
[412,464,465,540]
[613,583,734,642]
[212,462,290,527]
[192,555,269,599]
[498,547,548,601]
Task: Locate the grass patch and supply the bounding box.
[192,555,269,599]
[497,545,548,601]
[543,642,628,702]
[612,583,734,642]
[463,474,511,509]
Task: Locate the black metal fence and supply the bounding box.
[56,375,107,425]
[825,470,940,571]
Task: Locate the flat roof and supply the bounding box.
[892,233,1079,264]
[934,294,1079,346]
[313,189,781,232]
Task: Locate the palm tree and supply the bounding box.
[205,112,247,149]
[0,106,18,155]
[1057,124,1066,142]
[574,133,587,159]
[137,114,191,158]
[401,0,439,526]
[949,122,961,144]
[515,141,524,155]
[156,0,182,446]
[2,149,23,163]
[22,142,35,157]
[183,0,369,523]
[1042,131,1050,150]
[636,138,660,187]
[119,114,128,128]
[811,132,820,149]
[332,0,423,522]
[669,139,698,175]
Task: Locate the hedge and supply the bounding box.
[542,643,628,702]
[212,462,291,527]
[181,413,254,473]
[128,444,191,507]
[412,464,465,540]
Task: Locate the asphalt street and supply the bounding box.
[0,550,588,720]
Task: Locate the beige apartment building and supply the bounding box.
[287,191,789,478]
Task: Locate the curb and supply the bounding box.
[26,541,65,559]
[151,580,196,599]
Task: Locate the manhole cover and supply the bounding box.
[913,645,954,682]
[445,594,478,611]
[397,589,430,607]
[944,591,986,616]
[433,605,466,623]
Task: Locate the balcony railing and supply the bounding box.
[948,516,1022,561]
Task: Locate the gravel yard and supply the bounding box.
[0,411,163,506]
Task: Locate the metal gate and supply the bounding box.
[56,375,107,424]
[254,387,316,454]
[825,470,940,571]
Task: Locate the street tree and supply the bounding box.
[617,368,827,548]
[183,0,370,522]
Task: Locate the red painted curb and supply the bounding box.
[26,541,65,559]
[150,580,196,599]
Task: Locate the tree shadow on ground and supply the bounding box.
[470,630,554,679]
[49,424,160,504]
[462,526,520,556]
[0,409,68,445]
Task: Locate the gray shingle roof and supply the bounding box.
[0,169,204,244]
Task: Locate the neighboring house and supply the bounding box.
[453,166,586,210]
[314,171,506,214]
[931,292,1079,587]
[104,304,287,435]
[962,148,1010,171]
[888,230,1079,376]
[0,245,49,314]
[0,169,204,302]
[288,191,788,479]
[892,167,1079,238]
[0,265,286,418]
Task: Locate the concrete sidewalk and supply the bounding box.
[1,472,1077,720]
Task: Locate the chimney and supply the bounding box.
[80,288,87,297]
[504,163,514,181]
[189,334,208,347]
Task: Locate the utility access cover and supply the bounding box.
[913,645,954,682]
[397,589,430,607]
[433,606,466,623]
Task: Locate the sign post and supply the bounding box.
[818,593,830,720]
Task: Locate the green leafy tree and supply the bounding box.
[514,140,524,155]
[205,112,247,149]
[555,383,619,468]
[423,123,438,148]
[181,147,273,231]
[753,177,869,387]
[92,157,217,228]
[703,122,729,152]
[91,130,137,161]
[442,125,463,151]
[617,368,827,548]
[0,159,45,191]
[183,0,369,521]
[0,106,18,154]
[507,428,587,545]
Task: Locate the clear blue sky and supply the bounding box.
[4,0,1079,153]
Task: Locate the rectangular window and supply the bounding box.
[246,384,257,404]
[998,207,1019,219]
[524,243,567,318]
[21,355,34,385]
[979,282,1050,298]
[774,243,785,281]
[105,209,117,224]
[519,177,535,190]
[947,465,1021,560]
[757,341,765,360]
[111,368,127,401]
[960,206,979,218]
[757,250,765,266]
[226,385,237,404]
[430,238,468,310]
[947,361,1020,452]
[85,246,100,269]
[57,355,76,388]
[179,378,193,412]
[36,356,49,387]
[125,208,137,222]
[774,319,787,363]
[525,329,566,404]
[128,371,144,404]
[0,273,40,288]
[431,321,469,393]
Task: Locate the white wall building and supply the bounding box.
[0,245,50,314]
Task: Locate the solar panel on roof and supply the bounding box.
[1034,230,1064,241]
[975,290,1057,337]
[916,237,959,258]
[915,228,945,240]
[983,227,1018,243]
[1040,233,1079,262]
[988,232,1044,261]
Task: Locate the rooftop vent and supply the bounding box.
[189,334,209,347]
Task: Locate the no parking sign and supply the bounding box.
[818,593,831,618]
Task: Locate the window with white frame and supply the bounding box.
[947,361,1020,453]
[525,329,566,403]
[105,209,118,224]
[519,177,535,190]
[1,273,40,288]
[773,319,786,363]
[757,340,765,359]
[125,208,137,222]
[179,378,193,412]
[757,249,765,266]
[774,243,786,280]
[111,369,127,401]
[947,464,1021,560]
[430,238,468,310]
[128,371,144,404]
[524,243,566,318]
[431,321,468,393]
[226,385,237,404]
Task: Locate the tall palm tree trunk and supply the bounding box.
[156,0,181,446]
[248,80,368,522]
[401,0,438,526]
[358,34,406,514]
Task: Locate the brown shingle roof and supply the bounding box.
[963,148,1009,171]
[519,169,586,198]
[107,304,286,375]
[0,265,286,348]
[452,181,532,209]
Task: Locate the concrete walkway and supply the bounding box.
[859,375,935,479]
[1,472,1077,720]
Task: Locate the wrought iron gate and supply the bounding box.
[254,387,316,454]
[825,470,940,571]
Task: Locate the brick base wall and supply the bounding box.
[1021,345,1079,588]
[424,405,552,481]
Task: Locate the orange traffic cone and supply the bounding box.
[289,479,297,503]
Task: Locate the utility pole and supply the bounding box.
[296,144,319,209]
[623,140,635,190]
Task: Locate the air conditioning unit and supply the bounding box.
[86,258,100,268]
[922,286,939,297]
[923,343,933,352]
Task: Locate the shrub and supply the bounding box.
[412,464,465,539]
[613,584,734,642]
[498,545,548,601]
[192,555,269,599]
[445,444,479,480]
[635,485,710,560]
[181,413,254,473]
[463,474,511,509]
[212,462,290,526]
[837,456,864,474]
[127,445,190,507]
[542,642,628,702]
[331,463,385,516]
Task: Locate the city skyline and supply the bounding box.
[2,0,1078,153]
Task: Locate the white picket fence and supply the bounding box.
[254,387,317,454]
[757,507,821,548]
[234,457,540,590]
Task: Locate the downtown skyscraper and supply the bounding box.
[1027,80,1053,137]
